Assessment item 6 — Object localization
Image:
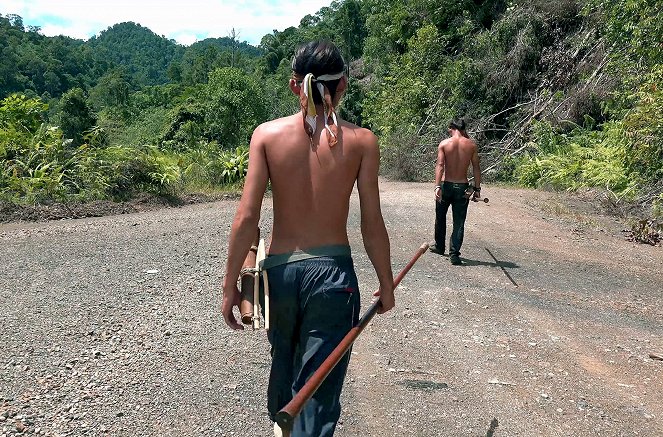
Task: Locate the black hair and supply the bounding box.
[448,118,466,131]
[292,40,345,104]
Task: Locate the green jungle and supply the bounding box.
[0,0,661,242]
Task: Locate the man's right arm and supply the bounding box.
[435,142,445,186]
[434,142,445,201]
[221,125,269,329]
[357,132,394,313]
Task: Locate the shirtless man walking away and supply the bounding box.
[221,40,394,437]
[430,118,481,265]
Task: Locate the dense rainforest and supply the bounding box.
[0,0,661,241]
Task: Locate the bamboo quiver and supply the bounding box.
[239,228,260,325]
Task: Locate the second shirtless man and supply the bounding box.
[431,118,482,265]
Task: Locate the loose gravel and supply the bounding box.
[1,181,661,436]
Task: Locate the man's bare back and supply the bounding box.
[434,125,481,205]
[436,134,480,185]
[435,122,481,201]
[255,113,376,254]
[222,57,393,329]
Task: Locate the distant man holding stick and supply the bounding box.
[221,40,394,436]
[430,118,481,265]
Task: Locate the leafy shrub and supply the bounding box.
[219,147,249,184]
[182,144,248,189]
[1,95,109,203]
[98,145,183,198]
[56,87,97,147]
[515,121,636,197]
[620,67,663,185]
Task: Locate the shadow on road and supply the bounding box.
[397,379,449,391]
[461,257,519,269]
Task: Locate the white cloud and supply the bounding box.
[2,0,333,45]
[171,32,200,46]
[38,23,97,41]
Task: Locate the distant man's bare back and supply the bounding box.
[437,135,478,183]
[252,113,378,254]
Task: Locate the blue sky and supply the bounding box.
[3,0,333,45]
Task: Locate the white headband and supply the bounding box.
[300,72,344,144]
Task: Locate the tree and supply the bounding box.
[56,87,96,147]
[86,22,184,87]
[89,68,131,109]
[203,68,267,148]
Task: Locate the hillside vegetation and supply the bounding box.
[0,1,660,241]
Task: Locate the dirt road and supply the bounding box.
[1,181,661,436]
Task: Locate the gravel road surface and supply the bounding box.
[1,180,661,436]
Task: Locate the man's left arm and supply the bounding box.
[434,143,445,201]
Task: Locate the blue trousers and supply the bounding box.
[266,254,360,437]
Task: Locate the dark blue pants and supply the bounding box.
[266,255,360,437]
[434,182,470,256]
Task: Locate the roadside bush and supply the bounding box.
[620,67,663,186]
[181,144,249,189]
[515,121,636,197]
[1,95,108,203]
[55,87,97,147]
[380,126,432,182]
[99,145,184,198]
[1,94,251,204]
